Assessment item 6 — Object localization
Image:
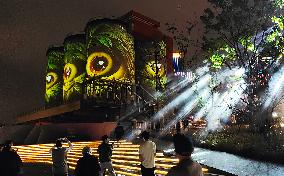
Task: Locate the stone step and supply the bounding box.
[14,140,213,176]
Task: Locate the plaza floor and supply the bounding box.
[14,140,234,176]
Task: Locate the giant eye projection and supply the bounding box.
[46,72,58,89]
[63,63,77,82]
[45,19,169,107]
[86,52,113,77]
[45,47,64,107]
[63,35,87,102]
[86,22,135,83]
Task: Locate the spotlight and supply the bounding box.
[272,112,278,118]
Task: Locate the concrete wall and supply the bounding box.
[0,122,117,145]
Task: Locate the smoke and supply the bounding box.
[205,79,246,131]
[152,74,210,121]
[162,87,211,133]
[263,65,284,109]
[122,64,248,137]
[155,67,246,132]
[118,74,192,122]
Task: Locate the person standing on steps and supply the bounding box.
[97,135,115,176]
[49,137,73,176]
[139,131,156,176]
[114,122,124,142]
[75,146,101,176]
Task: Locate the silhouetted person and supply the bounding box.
[114,122,124,142]
[0,140,22,176]
[176,121,181,132]
[173,127,183,149]
[155,122,161,131]
[75,146,100,176]
[49,138,73,176]
[183,119,189,130]
[139,131,156,176]
[97,135,115,176]
[166,134,203,176]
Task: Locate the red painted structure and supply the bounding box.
[121,10,174,74]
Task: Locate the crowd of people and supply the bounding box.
[0,123,203,176]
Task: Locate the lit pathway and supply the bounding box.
[14,140,213,176]
[192,148,284,176]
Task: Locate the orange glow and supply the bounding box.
[13,140,209,176]
[173,52,181,58]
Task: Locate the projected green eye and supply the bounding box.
[63,63,77,82]
[145,61,166,77]
[86,52,113,77]
[86,51,125,80]
[86,23,135,82]
[46,72,58,89]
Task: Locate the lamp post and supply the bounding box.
[154,50,159,92]
[154,50,163,92]
[154,47,164,131]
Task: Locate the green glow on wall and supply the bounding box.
[46,19,170,103]
[135,39,167,91]
[63,35,87,102]
[45,48,64,106]
[143,60,167,90]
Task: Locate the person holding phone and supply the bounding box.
[49,137,73,176]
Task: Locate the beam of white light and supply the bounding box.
[206,80,246,131]
[194,67,245,121]
[153,74,211,121]
[218,80,246,119]
[162,88,211,132]
[263,65,284,109]
[195,64,209,77]
[160,78,191,98]
[119,77,192,122]
[194,92,220,121]
[253,27,273,51]
[157,67,246,132]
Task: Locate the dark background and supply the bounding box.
[0,0,209,123]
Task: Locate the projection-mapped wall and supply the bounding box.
[45,47,64,107]
[63,35,87,102]
[45,21,136,105]
[45,18,169,107]
[86,22,135,83]
[135,40,167,92]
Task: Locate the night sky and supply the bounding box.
[0,0,209,124]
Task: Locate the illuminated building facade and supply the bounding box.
[14,11,173,143]
[45,12,173,107]
[45,47,64,107]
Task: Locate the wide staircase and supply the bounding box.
[14,140,217,176]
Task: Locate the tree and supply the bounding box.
[166,21,201,69]
[201,0,284,132]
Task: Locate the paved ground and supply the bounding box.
[19,138,234,176]
[19,139,172,176]
[22,163,74,176]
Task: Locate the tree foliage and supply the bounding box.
[201,0,284,68]
[201,0,284,131]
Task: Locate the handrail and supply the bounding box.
[16,82,157,119]
[136,84,155,100]
[132,92,147,104]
